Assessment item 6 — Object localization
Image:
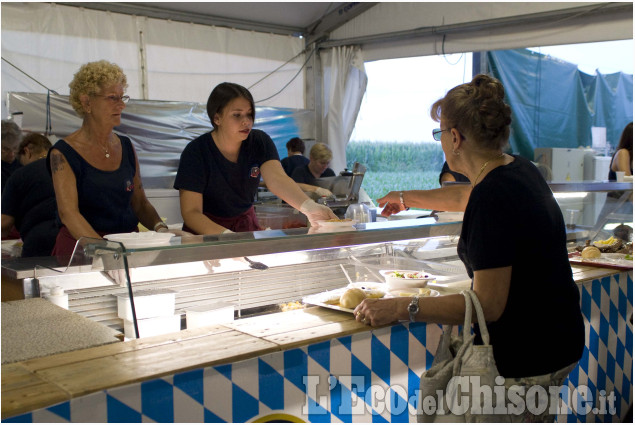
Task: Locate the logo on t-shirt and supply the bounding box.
[250,166,260,178]
[125,180,134,192]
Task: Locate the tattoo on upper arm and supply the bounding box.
[50,152,67,173]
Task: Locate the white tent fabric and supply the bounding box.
[321,46,368,173]
[329,2,633,62]
[1,2,306,119]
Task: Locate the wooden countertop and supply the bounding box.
[0,265,626,419]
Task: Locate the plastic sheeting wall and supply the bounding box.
[488,49,633,159]
[7,92,314,189]
[1,3,306,119]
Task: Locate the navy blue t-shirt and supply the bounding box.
[457,155,584,378]
[174,129,279,218]
[1,159,22,192]
[48,136,138,234]
[281,154,309,177]
[1,158,58,257]
[290,164,335,185]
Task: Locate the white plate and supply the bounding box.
[104,231,175,248]
[380,269,435,289]
[316,219,357,228]
[347,281,388,291]
[435,212,464,222]
[389,288,440,298]
[302,286,387,313]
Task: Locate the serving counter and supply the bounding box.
[1,181,632,422]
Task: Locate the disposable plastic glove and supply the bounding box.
[314,187,333,197]
[300,199,338,226]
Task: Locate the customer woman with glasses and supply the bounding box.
[48,60,186,256]
[358,74,584,421]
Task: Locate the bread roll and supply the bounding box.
[340,288,366,309]
[581,246,601,259]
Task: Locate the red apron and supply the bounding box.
[51,225,137,257]
[182,206,262,234]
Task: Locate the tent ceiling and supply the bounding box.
[60,2,377,39]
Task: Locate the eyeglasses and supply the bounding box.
[94,94,130,104]
[432,128,450,141]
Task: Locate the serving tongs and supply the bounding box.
[244,256,269,270]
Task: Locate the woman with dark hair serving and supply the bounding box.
[174,82,337,234]
[356,74,585,421]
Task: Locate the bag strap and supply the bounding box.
[450,291,475,375]
[461,290,473,343]
[463,289,491,345]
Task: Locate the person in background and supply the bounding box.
[281,137,309,177]
[175,82,337,234]
[2,120,23,192]
[290,142,336,186]
[279,138,333,198]
[438,160,469,186]
[1,133,59,257]
[608,122,633,180]
[48,60,185,256]
[359,75,584,421]
[599,121,633,220]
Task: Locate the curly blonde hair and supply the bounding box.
[68,60,128,118]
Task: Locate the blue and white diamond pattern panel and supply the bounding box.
[5,271,632,423]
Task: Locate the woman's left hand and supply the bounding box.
[353,297,405,327]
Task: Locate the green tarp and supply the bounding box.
[488,49,633,159]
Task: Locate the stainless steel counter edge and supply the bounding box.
[2,218,462,279]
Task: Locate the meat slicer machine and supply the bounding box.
[314,162,367,216]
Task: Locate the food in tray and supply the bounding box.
[280,301,304,312]
[340,288,366,309]
[383,269,434,289]
[388,271,431,279]
[581,246,602,259]
[390,288,439,297]
[325,218,353,223]
[576,238,633,255]
[593,236,623,251]
[396,288,433,297]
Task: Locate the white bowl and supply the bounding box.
[104,231,175,248]
[383,269,434,289]
[435,212,464,222]
[389,288,440,298]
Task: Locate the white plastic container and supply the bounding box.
[45,286,69,309]
[117,289,176,320]
[123,314,181,339]
[186,303,235,329]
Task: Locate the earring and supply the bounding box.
[453,150,460,156]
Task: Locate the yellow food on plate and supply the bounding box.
[397,288,433,297]
[594,236,618,246]
[340,288,366,309]
[581,246,602,259]
[364,289,386,299]
[419,287,432,296]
